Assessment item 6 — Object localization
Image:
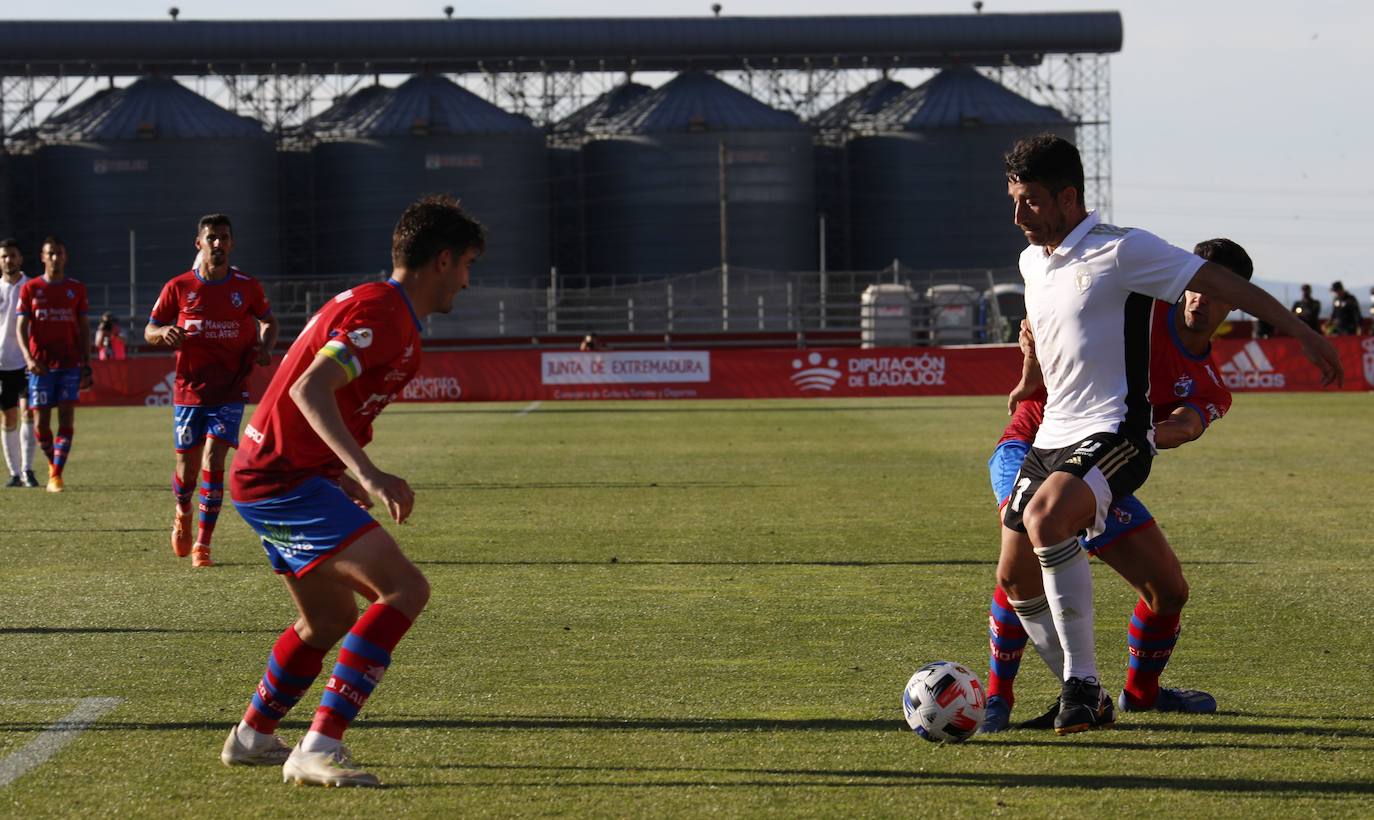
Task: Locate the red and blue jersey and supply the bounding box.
[149,267,271,406]
[999,299,1231,445]
[16,275,88,369]
[231,280,422,502]
[1148,300,1232,428]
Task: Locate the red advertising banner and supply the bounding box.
[81,337,1372,407]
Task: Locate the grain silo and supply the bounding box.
[847,66,1073,271]
[549,81,653,280]
[34,77,279,289]
[812,77,911,271]
[582,72,815,279]
[309,74,548,285]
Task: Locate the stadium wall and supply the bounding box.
[82,336,1373,406]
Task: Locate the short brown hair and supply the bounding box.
[391,194,485,270]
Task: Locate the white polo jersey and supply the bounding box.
[1021,211,1203,449]
[0,273,31,371]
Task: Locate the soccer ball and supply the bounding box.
[901,661,987,743]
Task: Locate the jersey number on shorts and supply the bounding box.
[176,424,195,447]
[1009,477,1032,512]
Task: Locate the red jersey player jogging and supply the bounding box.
[147,214,277,568]
[224,196,483,788]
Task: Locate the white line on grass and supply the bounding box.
[0,697,122,787]
[516,401,542,416]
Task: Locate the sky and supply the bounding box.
[14,1,1374,305]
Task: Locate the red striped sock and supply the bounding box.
[243,625,327,734]
[309,604,414,741]
[51,427,73,476]
[1124,599,1181,708]
[986,586,1028,706]
[36,429,53,465]
[196,468,223,545]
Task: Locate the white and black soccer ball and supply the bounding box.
[901,661,987,743]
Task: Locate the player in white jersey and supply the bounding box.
[999,134,1341,734]
[0,239,38,487]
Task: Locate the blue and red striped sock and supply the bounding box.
[308,604,414,742]
[36,429,54,466]
[987,586,1028,706]
[52,427,73,476]
[1124,599,1181,708]
[172,472,193,509]
[243,625,327,734]
[196,468,223,545]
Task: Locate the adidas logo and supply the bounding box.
[144,372,176,407]
[1219,341,1286,389]
[790,353,842,392]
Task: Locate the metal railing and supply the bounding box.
[86,263,1023,351]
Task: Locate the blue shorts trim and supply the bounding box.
[28,369,81,408]
[173,403,245,452]
[232,476,380,578]
[988,438,1154,554]
[989,440,1030,505]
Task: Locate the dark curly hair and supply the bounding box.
[1193,238,1253,281]
[1005,133,1085,208]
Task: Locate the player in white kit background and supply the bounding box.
[998,133,1342,734]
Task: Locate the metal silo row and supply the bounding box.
[3,67,1071,300]
[24,76,280,293]
[819,66,1074,272]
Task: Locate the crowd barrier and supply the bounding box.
[82,336,1374,407]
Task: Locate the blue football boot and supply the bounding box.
[1118,687,1216,714]
[978,695,1012,733]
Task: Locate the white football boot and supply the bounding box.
[282,745,381,788]
[220,726,292,766]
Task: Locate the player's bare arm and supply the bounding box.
[288,354,414,524]
[146,322,186,349]
[1186,262,1343,386]
[254,314,279,367]
[1007,320,1043,415]
[1153,405,1206,450]
[16,315,45,375]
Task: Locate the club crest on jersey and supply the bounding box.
[347,328,374,349]
[1173,374,1195,398]
[66,288,75,299]
[1074,269,1092,293]
[231,291,243,308]
[186,290,198,302]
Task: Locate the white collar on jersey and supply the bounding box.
[1048,209,1101,260]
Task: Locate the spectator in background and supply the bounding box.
[1368,287,1373,334]
[94,312,127,361]
[1328,281,1361,336]
[1253,316,1273,339]
[1291,284,1321,333]
[580,332,604,352]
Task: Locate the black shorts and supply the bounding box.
[1002,431,1153,540]
[0,368,25,412]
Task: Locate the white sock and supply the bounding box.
[1008,594,1065,682]
[299,730,342,755]
[235,720,273,747]
[20,420,35,473]
[1035,537,1097,682]
[2,425,18,477]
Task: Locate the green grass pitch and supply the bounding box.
[0,393,1370,817]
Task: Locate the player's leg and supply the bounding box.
[223,571,356,768]
[982,441,1036,729]
[280,527,429,787]
[1021,470,1098,692]
[2,396,20,486]
[47,370,80,489]
[1096,518,1215,714]
[171,406,208,559]
[28,373,54,469]
[18,395,37,486]
[192,405,242,565]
